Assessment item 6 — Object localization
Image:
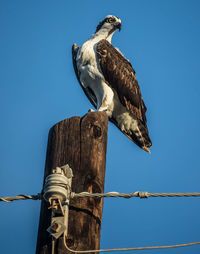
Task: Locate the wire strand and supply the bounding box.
[71,191,200,199]
[63,234,200,253]
[0,194,41,202]
[1,192,200,203]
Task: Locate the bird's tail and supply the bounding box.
[110,117,152,153]
[128,120,152,153]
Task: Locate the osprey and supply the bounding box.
[72,15,152,153]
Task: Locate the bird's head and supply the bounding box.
[95,15,122,36]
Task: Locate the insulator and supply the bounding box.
[43,173,70,202]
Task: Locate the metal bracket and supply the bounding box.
[47,217,67,239]
[48,197,65,216]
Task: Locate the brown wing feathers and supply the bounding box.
[96,39,147,126]
[96,39,152,150]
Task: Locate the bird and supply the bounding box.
[72,15,152,153]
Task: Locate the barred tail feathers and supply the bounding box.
[111,113,152,153]
[128,120,152,153]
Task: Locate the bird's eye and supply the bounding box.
[108,17,114,23]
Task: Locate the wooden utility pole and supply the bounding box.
[36,111,108,254]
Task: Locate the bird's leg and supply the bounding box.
[96,86,111,111]
[97,96,108,112]
[88,81,113,113]
[98,107,108,112]
[88,108,95,112]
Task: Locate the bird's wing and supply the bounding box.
[96,39,147,127]
[72,43,97,108]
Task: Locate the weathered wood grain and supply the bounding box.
[36,112,108,254]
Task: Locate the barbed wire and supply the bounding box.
[1,191,200,203]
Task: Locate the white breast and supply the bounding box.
[76,36,115,116]
[77,39,104,81]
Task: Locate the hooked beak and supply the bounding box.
[115,22,121,31]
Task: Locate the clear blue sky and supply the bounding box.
[1,0,200,253]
